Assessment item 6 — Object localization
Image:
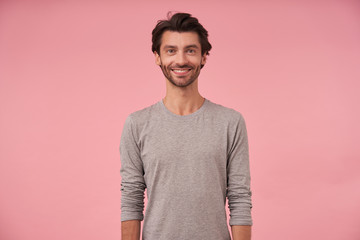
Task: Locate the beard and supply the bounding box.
[159,61,201,88]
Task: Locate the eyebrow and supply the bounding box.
[163,44,200,49]
[185,44,199,49]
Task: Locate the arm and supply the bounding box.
[231,225,251,240]
[226,113,253,238]
[122,220,141,240]
[120,115,146,240]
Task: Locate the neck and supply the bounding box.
[163,79,205,116]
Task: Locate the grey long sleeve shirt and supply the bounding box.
[120,98,253,240]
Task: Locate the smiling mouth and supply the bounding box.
[171,68,191,75]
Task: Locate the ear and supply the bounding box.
[154,51,161,66]
[201,53,207,66]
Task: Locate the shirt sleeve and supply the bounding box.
[120,114,146,222]
[226,113,253,226]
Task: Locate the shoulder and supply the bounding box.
[125,100,160,127]
[206,99,246,124]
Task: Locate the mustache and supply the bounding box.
[168,64,193,69]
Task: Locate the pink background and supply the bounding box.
[1,0,359,239]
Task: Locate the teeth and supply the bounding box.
[173,69,188,73]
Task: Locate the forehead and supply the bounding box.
[160,31,201,48]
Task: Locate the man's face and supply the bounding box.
[155,31,207,88]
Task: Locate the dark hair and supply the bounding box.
[151,12,212,56]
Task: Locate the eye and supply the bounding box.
[167,49,175,54]
[187,49,195,54]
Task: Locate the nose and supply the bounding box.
[175,51,187,66]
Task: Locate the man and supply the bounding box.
[120,12,253,240]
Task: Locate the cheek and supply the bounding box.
[158,57,169,66]
[190,56,203,65]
